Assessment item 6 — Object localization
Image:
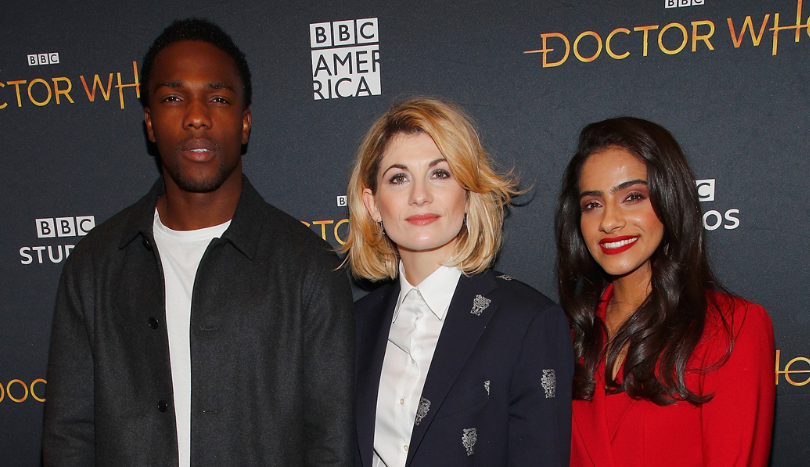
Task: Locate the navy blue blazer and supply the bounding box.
[354,270,574,467]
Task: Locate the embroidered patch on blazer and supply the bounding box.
[470,295,491,316]
[462,428,477,456]
[414,397,431,425]
[496,274,513,281]
[541,369,556,398]
[484,380,490,395]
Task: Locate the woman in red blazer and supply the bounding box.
[554,117,775,467]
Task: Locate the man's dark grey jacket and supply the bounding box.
[42,176,355,467]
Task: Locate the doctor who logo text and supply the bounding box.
[0,378,47,404]
[775,350,810,386]
[525,0,809,66]
[310,18,381,100]
[1,61,140,110]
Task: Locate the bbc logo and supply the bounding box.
[666,0,704,7]
[310,19,379,49]
[36,216,95,238]
[695,179,715,202]
[336,195,347,207]
[28,53,60,66]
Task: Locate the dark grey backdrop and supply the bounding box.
[2,0,807,465]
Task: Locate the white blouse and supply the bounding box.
[372,263,462,467]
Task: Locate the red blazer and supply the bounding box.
[571,287,775,467]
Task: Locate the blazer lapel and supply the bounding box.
[405,272,498,465]
[572,373,619,467]
[355,283,400,467]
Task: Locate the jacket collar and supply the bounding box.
[117,174,264,260]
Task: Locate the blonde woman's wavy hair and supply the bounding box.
[340,97,520,281]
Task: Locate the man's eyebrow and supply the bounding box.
[153,81,236,91]
[208,82,236,91]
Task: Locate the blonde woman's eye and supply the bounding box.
[389,173,407,184]
[432,169,451,179]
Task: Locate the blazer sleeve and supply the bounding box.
[300,250,356,467]
[699,300,775,466]
[42,255,96,466]
[508,302,575,467]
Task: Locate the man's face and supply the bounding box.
[144,40,251,193]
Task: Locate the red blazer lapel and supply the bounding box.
[572,386,618,467]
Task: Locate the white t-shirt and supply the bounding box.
[152,209,230,467]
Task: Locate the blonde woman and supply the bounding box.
[343,97,573,467]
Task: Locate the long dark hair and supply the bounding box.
[555,117,731,405]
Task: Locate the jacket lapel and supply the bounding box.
[405,272,498,465]
[572,370,619,467]
[355,283,400,467]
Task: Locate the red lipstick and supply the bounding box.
[599,235,638,255]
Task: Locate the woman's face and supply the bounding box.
[363,132,468,264]
[578,147,665,282]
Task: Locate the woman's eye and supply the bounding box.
[625,192,646,202]
[432,169,451,180]
[580,201,600,212]
[388,173,407,184]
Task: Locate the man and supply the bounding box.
[42,19,354,467]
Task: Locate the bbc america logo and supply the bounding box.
[28,52,60,66]
[19,216,95,265]
[665,0,704,7]
[695,179,739,231]
[310,18,381,100]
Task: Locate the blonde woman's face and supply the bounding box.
[363,132,467,265]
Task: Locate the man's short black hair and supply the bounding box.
[140,18,252,108]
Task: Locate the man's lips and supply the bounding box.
[599,235,638,255]
[406,213,440,225]
[178,138,217,161]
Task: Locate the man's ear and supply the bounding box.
[144,107,156,143]
[241,108,252,145]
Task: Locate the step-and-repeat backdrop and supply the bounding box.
[2,0,807,465]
